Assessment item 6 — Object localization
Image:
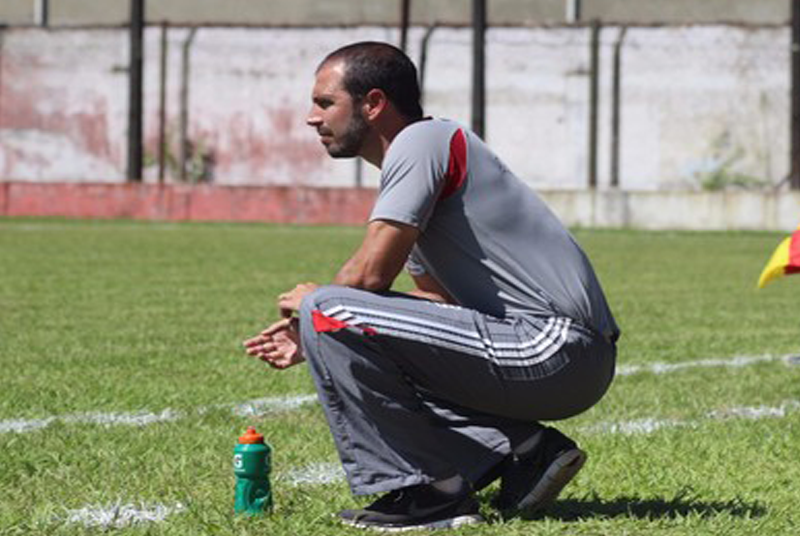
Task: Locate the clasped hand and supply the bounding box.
[243,317,303,369]
[277,282,319,318]
[243,282,319,370]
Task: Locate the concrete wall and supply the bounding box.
[581,0,788,25]
[0,25,789,191]
[544,190,800,231]
[0,0,790,27]
[0,0,32,25]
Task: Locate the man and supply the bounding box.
[244,41,619,531]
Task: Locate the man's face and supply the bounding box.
[306,61,369,158]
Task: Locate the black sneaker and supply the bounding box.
[338,484,483,532]
[493,427,586,514]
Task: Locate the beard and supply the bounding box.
[325,108,369,158]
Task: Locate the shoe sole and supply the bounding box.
[515,448,586,513]
[342,514,483,532]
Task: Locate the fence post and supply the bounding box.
[35,0,49,27]
[0,28,4,145]
[566,0,581,23]
[127,0,145,183]
[157,21,168,184]
[418,23,438,106]
[610,26,627,189]
[791,0,800,189]
[588,19,601,189]
[472,0,486,139]
[179,27,198,182]
[399,0,411,52]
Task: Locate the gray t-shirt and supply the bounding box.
[370,118,619,340]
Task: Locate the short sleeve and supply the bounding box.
[369,122,454,231]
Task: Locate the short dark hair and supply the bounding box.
[320,41,424,120]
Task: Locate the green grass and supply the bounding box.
[0,218,799,535]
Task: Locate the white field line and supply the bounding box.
[1,353,795,435]
[60,461,344,529]
[284,461,346,486]
[582,399,800,436]
[64,501,186,529]
[57,397,800,528]
[615,353,791,376]
[283,398,800,488]
[0,394,317,435]
[230,394,318,416]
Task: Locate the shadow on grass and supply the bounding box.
[513,493,767,522]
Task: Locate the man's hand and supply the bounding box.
[277,282,319,318]
[243,317,305,369]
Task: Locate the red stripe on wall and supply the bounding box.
[439,129,468,200]
[0,182,376,225]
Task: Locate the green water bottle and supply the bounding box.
[233,426,273,514]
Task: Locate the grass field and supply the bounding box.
[1,218,799,535]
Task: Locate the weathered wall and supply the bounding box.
[0,29,129,181]
[0,25,789,191]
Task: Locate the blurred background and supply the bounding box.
[0,0,798,228]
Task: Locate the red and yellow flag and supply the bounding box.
[757,226,800,288]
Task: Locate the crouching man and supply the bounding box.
[244,41,619,531]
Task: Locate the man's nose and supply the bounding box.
[306,108,322,128]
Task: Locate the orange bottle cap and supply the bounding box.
[238,426,264,444]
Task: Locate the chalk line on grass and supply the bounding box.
[0,394,317,435]
[583,399,800,436]
[284,461,346,486]
[64,501,186,529]
[615,354,788,377]
[283,398,800,488]
[582,417,690,435]
[60,409,183,427]
[706,400,800,420]
[52,396,800,530]
[231,394,318,417]
[0,417,56,434]
[1,354,795,435]
[61,463,343,529]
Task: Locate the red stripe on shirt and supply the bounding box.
[440,129,467,200]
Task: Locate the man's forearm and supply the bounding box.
[405,288,452,303]
[333,254,393,292]
[331,220,419,292]
[408,272,456,304]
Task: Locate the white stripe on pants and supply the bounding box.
[298,285,615,495]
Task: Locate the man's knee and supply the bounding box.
[299,284,348,318]
[298,284,363,342]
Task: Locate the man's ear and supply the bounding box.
[362,88,388,122]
